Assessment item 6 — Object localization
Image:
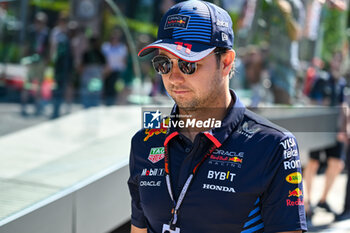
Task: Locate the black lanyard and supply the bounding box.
[163,131,219,230]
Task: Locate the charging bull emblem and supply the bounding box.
[288,188,303,197]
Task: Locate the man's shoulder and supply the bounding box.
[131,127,168,146]
[241,109,294,141]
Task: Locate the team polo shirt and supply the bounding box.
[128,91,307,233]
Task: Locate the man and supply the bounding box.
[336,94,350,221]
[303,51,346,222]
[128,1,307,233]
[21,12,50,116]
[50,15,74,119]
[102,29,128,106]
[261,0,304,104]
[303,0,346,60]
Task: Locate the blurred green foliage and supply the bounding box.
[321,7,347,64]
[0,43,21,63]
[244,0,349,65]
[30,0,69,11]
[229,12,240,33]
[0,10,21,63]
[105,16,158,38]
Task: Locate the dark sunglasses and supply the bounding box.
[152,55,197,75]
[151,52,219,75]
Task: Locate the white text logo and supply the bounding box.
[163,118,221,129]
[217,19,229,27]
[284,160,301,170]
[283,148,298,160]
[141,168,165,176]
[280,138,296,150]
[140,181,161,187]
[202,184,235,193]
[207,170,236,182]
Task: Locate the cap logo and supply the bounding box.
[217,19,229,28]
[222,32,228,41]
[175,42,192,54]
[165,14,190,29]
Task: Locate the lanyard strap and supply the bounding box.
[164,139,218,229]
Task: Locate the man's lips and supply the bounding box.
[172,90,190,94]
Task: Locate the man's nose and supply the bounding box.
[168,61,185,84]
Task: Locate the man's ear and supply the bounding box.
[222,50,235,77]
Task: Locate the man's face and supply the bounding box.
[159,49,226,109]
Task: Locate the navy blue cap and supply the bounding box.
[138,0,234,62]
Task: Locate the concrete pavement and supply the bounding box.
[0,104,138,233]
[0,103,81,136]
[0,103,49,136]
[307,173,350,232]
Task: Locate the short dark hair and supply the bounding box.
[214,47,235,78]
[214,47,229,66]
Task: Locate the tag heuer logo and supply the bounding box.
[148,147,165,163]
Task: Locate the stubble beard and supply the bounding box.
[172,70,222,111]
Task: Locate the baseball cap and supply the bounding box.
[138,0,234,62]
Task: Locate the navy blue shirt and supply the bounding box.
[309,73,346,106]
[128,91,307,233]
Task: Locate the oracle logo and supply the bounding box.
[140,181,161,187]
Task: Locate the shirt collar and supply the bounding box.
[209,89,245,145]
[165,89,246,147]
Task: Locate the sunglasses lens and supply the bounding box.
[152,56,171,74]
[152,56,197,75]
[178,60,196,75]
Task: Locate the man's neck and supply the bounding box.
[178,91,234,142]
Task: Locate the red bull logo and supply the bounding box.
[228,157,243,163]
[168,20,177,24]
[286,198,304,207]
[165,14,190,29]
[288,188,303,197]
[144,119,169,141]
[209,151,244,168]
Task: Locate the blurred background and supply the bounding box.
[1,0,350,110]
[1,0,350,232]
